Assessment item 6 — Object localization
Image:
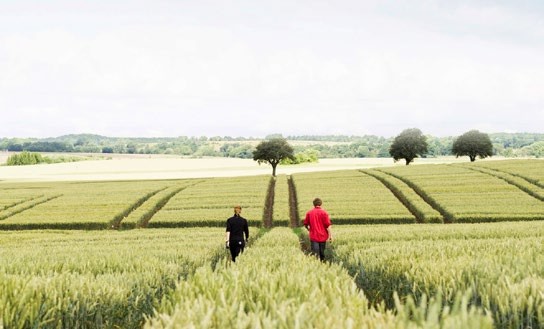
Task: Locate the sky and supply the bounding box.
[1,0,543,139]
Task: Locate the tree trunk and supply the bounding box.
[272,163,277,176]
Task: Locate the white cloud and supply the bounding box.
[0,0,543,138]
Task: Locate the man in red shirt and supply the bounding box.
[303,198,332,261]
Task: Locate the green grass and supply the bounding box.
[473,159,544,188]
[271,174,290,226]
[149,176,270,228]
[1,159,543,328]
[363,169,443,223]
[332,221,544,329]
[292,170,415,224]
[145,227,492,329]
[1,160,542,229]
[0,227,259,328]
[0,180,175,229]
[378,164,544,223]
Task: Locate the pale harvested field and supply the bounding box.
[0,153,477,183]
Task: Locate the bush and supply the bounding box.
[281,150,319,164]
[6,151,44,166]
[5,152,93,166]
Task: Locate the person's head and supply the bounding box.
[234,205,242,215]
[313,198,322,207]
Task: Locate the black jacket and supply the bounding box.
[226,215,249,241]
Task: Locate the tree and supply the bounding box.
[527,141,544,158]
[253,138,295,176]
[452,130,493,162]
[389,128,428,165]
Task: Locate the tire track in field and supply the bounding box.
[2,195,45,211]
[479,165,544,189]
[362,170,444,223]
[262,176,275,228]
[375,170,455,223]
[115,183,198,229]
[0,194,63,221]
[137,186,189,228]
[287,175,300,227]
[362,170,422,223]
[109,188,167,229]
[458,165,544,202]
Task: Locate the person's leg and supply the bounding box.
[310,240,320,258]
[319,242,326,261]
[230,245,240,262]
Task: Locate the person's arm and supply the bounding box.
[226,219,231,246]
[324,211,332,242]
[244,220,249,242]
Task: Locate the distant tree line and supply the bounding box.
[1,132,543,159]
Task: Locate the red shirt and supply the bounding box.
[303,206,331,242]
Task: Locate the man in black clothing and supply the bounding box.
[225,205,249,262]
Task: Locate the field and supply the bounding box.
[0,153,472,182]
[0,158,543,328]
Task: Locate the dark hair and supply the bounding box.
[313,198,322,206]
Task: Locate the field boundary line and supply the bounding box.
[376,169,455,223]
[0,194,62,221]
[457,165,544,202]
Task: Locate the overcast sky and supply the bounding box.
[1,0,543,139]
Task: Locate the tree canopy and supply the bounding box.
[389,128,428,165]
[252,138,295,176]
[452,130,493,162]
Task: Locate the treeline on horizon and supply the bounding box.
[1,132,543,159]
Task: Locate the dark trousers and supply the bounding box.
[229,240,245,262]
[310,240,327,261]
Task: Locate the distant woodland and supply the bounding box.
[1,132,543,159]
